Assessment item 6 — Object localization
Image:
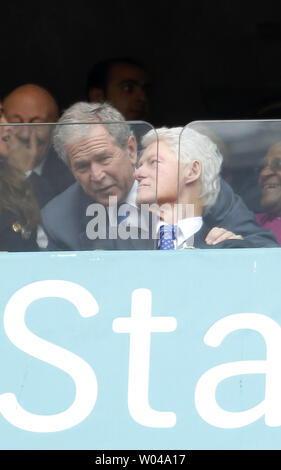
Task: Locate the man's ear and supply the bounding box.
[183,160,201,184]
[127,135,138,166]
[88,88,105,103]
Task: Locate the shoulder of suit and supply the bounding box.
[41,182,83,218]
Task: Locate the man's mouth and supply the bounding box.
[262,183,281,190]
[94,185,115,192]
[137,184,152,192]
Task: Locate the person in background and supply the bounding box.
[87,58,150,121]
[256,141,281,245]
[0,104,40,251]
[3,83,74,207]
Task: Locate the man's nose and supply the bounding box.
[134,85,147,103]
[89,162,105,181]
[17,125,33,142]
[260,163,274,177]
[134,166,145,180]
[259,163,274,185]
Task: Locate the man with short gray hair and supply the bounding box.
[42,102,142,250]
[136,126,249,248]
[53,102,137,208]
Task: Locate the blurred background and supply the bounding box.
[2,0,281,126]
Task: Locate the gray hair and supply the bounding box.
[142,126,223,213]
[53,102,132,166]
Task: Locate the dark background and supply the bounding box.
[2,0,281,126]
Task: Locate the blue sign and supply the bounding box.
[0,248,280,450]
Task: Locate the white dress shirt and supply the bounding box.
[156,217,203,249]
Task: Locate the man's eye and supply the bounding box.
[121,83,134,93]
[271,158,281,170]
[99,156,112,164]
[75,164,89,172]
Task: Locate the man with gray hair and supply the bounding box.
[41,101,142,250]
[53,102,137,207]
[135,126,251,249]
[41,102,279,250]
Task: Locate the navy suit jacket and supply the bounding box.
[41,179,279,251]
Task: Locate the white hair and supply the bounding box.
[142,126,223,213]
[53,102,132,167]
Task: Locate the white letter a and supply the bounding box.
[195,313,281,428]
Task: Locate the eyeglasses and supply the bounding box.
[264,158,281,171]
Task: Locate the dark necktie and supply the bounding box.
[158,224,176,250]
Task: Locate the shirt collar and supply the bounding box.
[156,216,203,248]
[124,180,138,207]
[107,180,139,228]
[25,158,45,177]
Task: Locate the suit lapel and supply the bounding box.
[192,223,211,248]
[78,187,100,250]
[114,208,156,250]
[77,196,155,251]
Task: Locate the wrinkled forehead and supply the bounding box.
[71,123,113,144]
[66,124,119,156]
[140,140,177,165]
[139,141,158,162]
[109,63,149,84]
[4,91,58,122]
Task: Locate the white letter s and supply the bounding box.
[0,280,99,433]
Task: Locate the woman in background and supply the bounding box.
[0,103,40,251]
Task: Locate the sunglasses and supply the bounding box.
[264,158,281,171]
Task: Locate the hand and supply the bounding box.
[7,128,39,173]
[205,226,243,245]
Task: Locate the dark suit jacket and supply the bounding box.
[0,209,38,252]
[206,179,278,247]
[41,182,156,251]
[28,147,75,208]
[182,222,255,249]
[41,179,278,251]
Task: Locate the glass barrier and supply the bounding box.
[177,121,281,248]
[0,120,158,253]
[1,119,280,253]
[187,120,274,212]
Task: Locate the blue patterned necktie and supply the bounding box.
[158,224,176,250]
[117,211,130,225]
[117,204,131,225]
